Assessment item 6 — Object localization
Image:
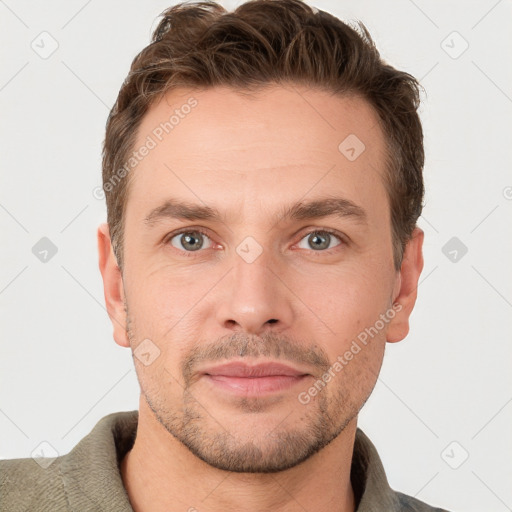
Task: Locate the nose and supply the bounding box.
[215,250,295,336]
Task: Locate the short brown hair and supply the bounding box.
[102,0,424,270]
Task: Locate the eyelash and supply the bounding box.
[164,227,346,257]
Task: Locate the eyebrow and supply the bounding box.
[143,196,367,227]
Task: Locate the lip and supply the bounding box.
[200,361,311,396]
[202,361,309,378]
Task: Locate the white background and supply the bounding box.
[1,1,511,511]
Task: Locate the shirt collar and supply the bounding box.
[60,410,401,511]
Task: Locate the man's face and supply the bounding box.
[110,85,407,472]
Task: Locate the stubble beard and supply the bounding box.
[126,311,376,473]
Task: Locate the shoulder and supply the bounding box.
[353,428,452,512]
[394,491,451,512]
[0,410,138,512]
[0,455,68,511]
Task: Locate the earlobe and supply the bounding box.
[386,227,424,343]
[97,223,129,348]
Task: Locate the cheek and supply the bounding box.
[122,220,211,311]
[125,265,216,346]
[124,238,396,354]
[300,265,392,331]
[294,265,394,376]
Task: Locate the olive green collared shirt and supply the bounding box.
[0,410,450,511]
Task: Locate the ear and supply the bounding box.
[97,223,129,348]
[387,227,424,343]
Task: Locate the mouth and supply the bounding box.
[200,361,311,396]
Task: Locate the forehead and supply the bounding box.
[127,85,389,225]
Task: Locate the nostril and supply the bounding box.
[267,319,278,324]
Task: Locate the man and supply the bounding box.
[0,0,450,510]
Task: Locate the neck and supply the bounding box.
[121,399,357,512]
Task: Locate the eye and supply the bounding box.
[296,229,343,251]
[168,229,213,252]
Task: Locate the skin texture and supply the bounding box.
[98,84,424,512]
